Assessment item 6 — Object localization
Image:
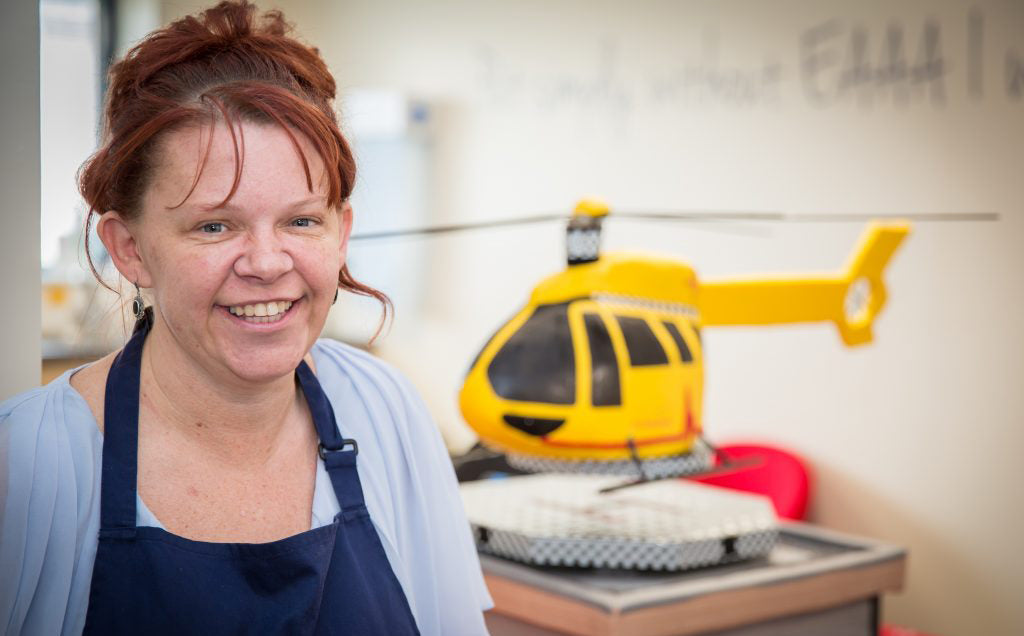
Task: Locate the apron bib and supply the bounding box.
[83,314,420,635]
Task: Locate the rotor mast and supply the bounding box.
[566,199,609,265]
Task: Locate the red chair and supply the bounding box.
[695,445,930,636]
[692,443,811,521]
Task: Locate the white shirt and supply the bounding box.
[0,339,492,635]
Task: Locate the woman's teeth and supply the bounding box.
[227,300,294,323]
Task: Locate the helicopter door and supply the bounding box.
[582,312,621,406]
[615,315,669,366]
[658,317,704,439]
[661,321,694,363]
[604,312,697,445]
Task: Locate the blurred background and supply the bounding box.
[12,0,1024,633]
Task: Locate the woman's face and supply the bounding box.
[127,120,349,384]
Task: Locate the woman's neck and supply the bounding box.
[139,320,310,468]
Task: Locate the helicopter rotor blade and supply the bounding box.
[616,210,786,222]
[616,210,1000,223]
[608,212,776,236]
[596,456,766,494]
[775,211,999,222]
[350,209,999,242]
[350,213,567,241]
[352,210,774,240]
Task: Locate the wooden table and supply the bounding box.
[482,522,905,636]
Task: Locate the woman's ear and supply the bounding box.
[96,211,153,287]
[338,201,354,262]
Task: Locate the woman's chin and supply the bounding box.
[220,346,309,384]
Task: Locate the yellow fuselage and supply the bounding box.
[459,221,909,462]
[459,253,705,460]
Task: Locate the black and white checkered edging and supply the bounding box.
[474,525,778,571]
[591,292,699,318]
[505,446,714,478]
[735,529,779,559]
[567,228,601,262]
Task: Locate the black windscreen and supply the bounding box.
[583,313,621,406]
[662,321,693,363]
[487,304,575,404]
[616,315,668,366]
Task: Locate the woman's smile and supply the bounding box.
[219,297,302,329]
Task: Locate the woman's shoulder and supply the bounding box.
[1,371,103,635]
[1,366,104,533]
[1,367,102,443]
[311,338,397,372]
[1,368,103,502]
[311,338,420,406]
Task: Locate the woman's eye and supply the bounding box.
[292,218,315,228]
[200,222,225,234]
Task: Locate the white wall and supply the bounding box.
[158,1,1024,633]
[1,0,41,400]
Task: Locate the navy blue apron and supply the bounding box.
[83,312,421,635]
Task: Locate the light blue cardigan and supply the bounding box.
[0,339,492,635]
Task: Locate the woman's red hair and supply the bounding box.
[78,0,391,330]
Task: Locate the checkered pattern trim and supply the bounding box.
[462,474,779,571]
[506,446,714,478]
[567,228,601,263]
[591,292,699,318]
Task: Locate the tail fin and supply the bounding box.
[834,222,911,345]
[699,222,911,346]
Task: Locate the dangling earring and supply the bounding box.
[333,288,339,305]
[132,282,146,320]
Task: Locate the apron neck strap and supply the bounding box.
[296,361,366,512]
[98,311,150,532]
[99,311,366,532]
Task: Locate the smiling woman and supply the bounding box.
[99,121,350,386]
[0,1,491,634]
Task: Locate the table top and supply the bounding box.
[481,522,906,636]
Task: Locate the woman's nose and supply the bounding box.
[234,231,294,281]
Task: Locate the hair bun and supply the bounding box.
[107,0,335,124]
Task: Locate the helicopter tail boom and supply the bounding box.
[699,222,910,345]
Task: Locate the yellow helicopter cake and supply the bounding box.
[458,199,909,476]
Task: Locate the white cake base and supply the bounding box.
[460,474,778,571]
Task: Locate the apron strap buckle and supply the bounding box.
[319,438,358,460]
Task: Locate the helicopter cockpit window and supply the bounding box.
[615,315,668,366]
[662,321,693,363]
[583,313,621,406]
[488,303,576,405]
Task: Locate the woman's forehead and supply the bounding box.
[150,120,330,211]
